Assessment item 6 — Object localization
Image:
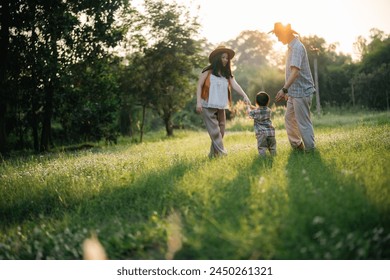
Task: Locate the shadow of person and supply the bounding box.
[175,155,276,260]
[0,156,207,260]
[276,149,389,259]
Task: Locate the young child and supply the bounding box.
[247,91,276,157]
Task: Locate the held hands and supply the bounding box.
[275,90,288,102]
[243,96,251,105]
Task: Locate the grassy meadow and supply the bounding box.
[0,110,389,259]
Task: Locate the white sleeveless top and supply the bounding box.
[202,74,229,109]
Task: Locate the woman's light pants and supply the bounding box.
[202,107,227,157]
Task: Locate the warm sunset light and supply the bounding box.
[1,0,389,276]
[164,0,390,58]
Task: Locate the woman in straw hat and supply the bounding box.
[196,46,251,158]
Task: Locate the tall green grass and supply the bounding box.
[0,111,389,259]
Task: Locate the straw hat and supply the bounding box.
[268,22,298,35]
[208,46,235,63]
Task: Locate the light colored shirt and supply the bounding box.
[201,74,229,109]
[248,107,275,137]
[286,37,316,97]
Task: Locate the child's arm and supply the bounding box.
[246,105,256,118]
[247,104,256,112]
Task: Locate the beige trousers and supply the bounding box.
[202,107,227,157]
[285,96,315,150]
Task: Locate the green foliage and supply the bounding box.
[322,30,390,110]
[134,0,201,136]
[1,111,389,259]
[1,0,130,153]
[224,30,284,104]
[228,30,274,68]
[351,36,390,110]
[58,57,121,143]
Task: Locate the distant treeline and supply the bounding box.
[1,0,389,156]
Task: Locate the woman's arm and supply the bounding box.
[196,71,209,113]
[230,77,250,104]
[246,105,253,117]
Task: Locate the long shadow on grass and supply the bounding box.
[0,158,200,234]
[0,157,206,259]
[176,157,275,260]
[277,150,390,259]
[72,160,204,259]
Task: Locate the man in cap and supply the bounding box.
[270,22,316,152]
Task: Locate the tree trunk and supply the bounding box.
[313,56,321,115]
[351,79,355,107]
[120,107,133,137]
[0,103,7,156]
[32,120,39,152]
[31,13,40,152]
[140,105,146,143]
[40,82,54,152]
[164,112,174,137]
[31,100,40,152]
[40,21,58,152]
[0,0,10,156]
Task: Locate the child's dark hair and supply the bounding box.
[256,91,270,106]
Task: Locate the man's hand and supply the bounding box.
[275,90,287,102]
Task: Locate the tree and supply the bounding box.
[225,30,282,104]
[0,0,130,154]
[57,57,121,143]
[139,0,201,136]
[118,52,150,142]
[36,0,127,150]
[322,29,390,110]
[0,0,14,155]
[228,30,273,68]
[354,31,390,110]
